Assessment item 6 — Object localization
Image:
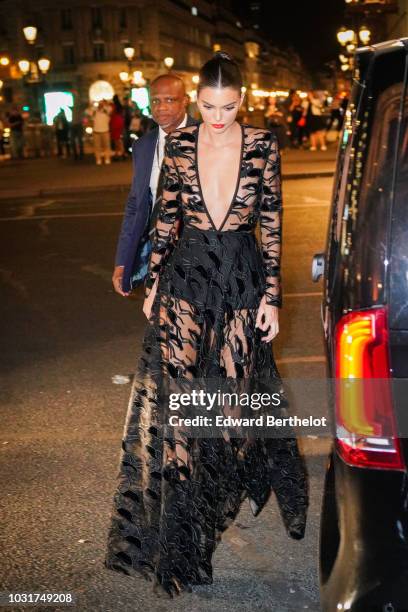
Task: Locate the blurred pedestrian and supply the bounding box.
[8,107,25,159]
[110,94,125,160]
[70,102,84,160]
[92,100,111,165]
[129,109,143,143]
[140,113,155,134]
[303,91,327,151]
[53,108,70,158]
[288,92,304,148]
[264,96,288,150]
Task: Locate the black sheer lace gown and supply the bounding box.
[104,124,309,597]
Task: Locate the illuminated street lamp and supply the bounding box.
[336,21,370,82]
[337,27,355,46]
[124,46,135,61]
[164,56,174,70]
[19,25,52,117]
[38,57,50,74]
[119,71,129,83]
[23,26,38,44]
[192,74,199,85]
[18,59,30,75]
[132,70,146,86]
[0,56,10,66]
[337,27,349,46]
[359,25,371,45]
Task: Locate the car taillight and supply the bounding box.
[334,307,404,470]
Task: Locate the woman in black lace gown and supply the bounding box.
[105,52,308,598]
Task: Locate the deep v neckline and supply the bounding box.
[195,122,245,232]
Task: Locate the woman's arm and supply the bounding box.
[144,137,182,300]
[259,134,282,308]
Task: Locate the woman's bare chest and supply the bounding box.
[197,141,242,225]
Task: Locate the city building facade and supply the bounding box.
[0,0,312,122]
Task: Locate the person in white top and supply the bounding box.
[92,100,112,165]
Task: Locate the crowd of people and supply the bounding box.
[0,88,348,163]
[0,94,152,163]
[88,95,152,165]
[50,95,152,164]
[264,89,349,152]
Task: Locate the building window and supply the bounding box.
[136,8,143,33]
[92,7,103,29]
[61,9,73,30]
[93,42,105,61]
[119,8,127,29]
[63,44,75,65]
[191,6,198,16]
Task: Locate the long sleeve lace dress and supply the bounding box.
[105,124,308,598]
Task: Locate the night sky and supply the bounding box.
[233,0,346,73]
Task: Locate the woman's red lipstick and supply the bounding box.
[212,123,225,129]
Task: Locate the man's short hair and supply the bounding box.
[149,73,186,92]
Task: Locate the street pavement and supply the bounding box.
[0,147,336,200]
[0,175,333,611]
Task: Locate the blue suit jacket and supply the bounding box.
[115,115,198,293]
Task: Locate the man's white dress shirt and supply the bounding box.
[149,114,187,208]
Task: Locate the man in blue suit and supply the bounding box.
[112,74,197,296]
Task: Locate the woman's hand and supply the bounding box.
[142,277,158,321]
[255,296,279,342]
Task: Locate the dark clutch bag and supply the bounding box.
[130,231,152,289]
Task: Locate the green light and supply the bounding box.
[131,87,149,112]
[44,91,74,125]
[22,105,30,111]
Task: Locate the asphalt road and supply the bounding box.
[0,178,332,612]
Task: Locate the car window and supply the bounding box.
[389,70,408,329]
[332,48,407,309]
[325,65,367,299]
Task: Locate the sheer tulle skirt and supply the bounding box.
[104,226,308,597]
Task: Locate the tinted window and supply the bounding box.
[389,58,408,330]
[325,70,365,299]
[333,48,406,311]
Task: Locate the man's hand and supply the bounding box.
[255,296,279,343]
[112,265,131,296]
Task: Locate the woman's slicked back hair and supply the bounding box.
[197,51,243,94]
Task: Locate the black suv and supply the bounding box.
[313,38,408,611]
